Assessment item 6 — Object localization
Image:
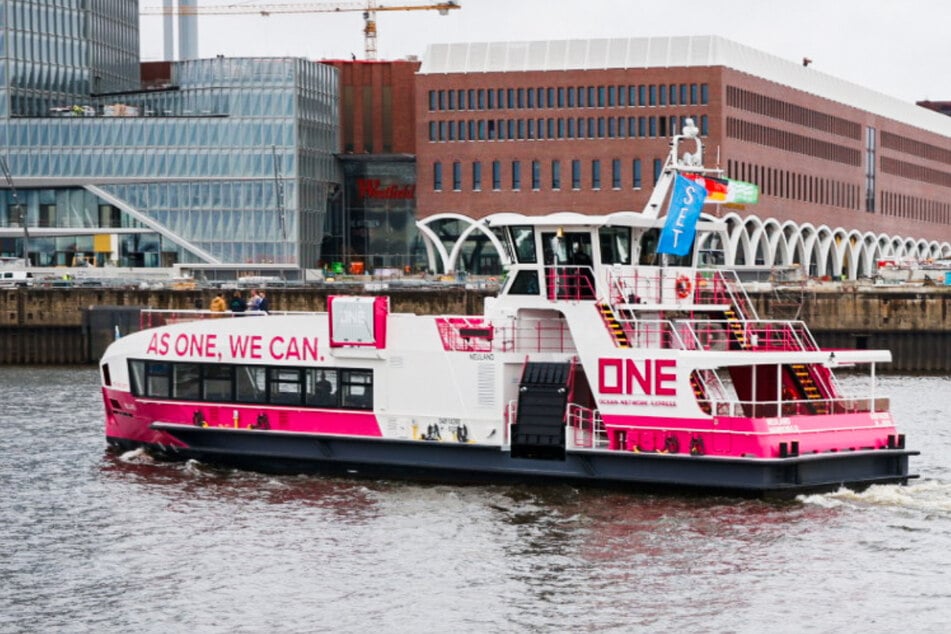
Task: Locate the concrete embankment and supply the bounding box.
[2,283,951,371]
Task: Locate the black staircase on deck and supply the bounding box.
[511,362,571,460]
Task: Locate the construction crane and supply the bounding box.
[141,1,461,60]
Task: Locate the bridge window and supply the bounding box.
[509,225,537,263]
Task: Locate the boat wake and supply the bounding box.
[118,447,154,465]
[798,479,951,515]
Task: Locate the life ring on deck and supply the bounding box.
[675,275,693,299]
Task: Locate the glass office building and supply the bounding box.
[0,2,339,272]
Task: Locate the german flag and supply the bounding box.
[683,173,729,202]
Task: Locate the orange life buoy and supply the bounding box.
[675,275,693,299]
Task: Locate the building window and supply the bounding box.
[478,89,486,109]
[507,119,515,139]
[577,86,586,108]
[658,86,666,106]
[527,119,535,139]
[690,84,698,105]
[452,161,462,191]
[428,90,436,111]
[612,159,621,189]
[448,90,456,110]
[567,87,575,107]
[588,86,597,107]
[433,162,443,191]
[552,160,561,189]
[629,85,637,107]
[467,89,475,110]
[473,161,482,191]
[492,160,501,190]
[438,90,446,110]
[506,88,515,109]
[669,84,678,105]
[632,159,642,189]
[638,85,647,107]
[680,84,688,105]
[700,115,709,136]
[517,119,525,139]
[572,159,581,189]
[592,159,601,190]
[557,87,565,107]
[527,89,534,109]
[557,118,565,138]
[532,160,541,190]
[649,117,657,137]
[649,85,657,106]
[517,88,525,108]
[653,158,662,185]
[597,117,606,137]
[428,121,437,141]
[512,160,521,190]
[607,85,616,107]
[547,87,555,108]
[701,83,709,105]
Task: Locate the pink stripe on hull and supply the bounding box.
[103,388,383,448]
[600,412,898,458]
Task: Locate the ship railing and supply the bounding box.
[543,265,598,301]
[606,267,690,306]
[139,308,270,329]
[708,395,890,418]
[692,269,759,320]
[566,403,608,449]
[489,319,578,354]
[673,319,816,352]
[620,319,690,350]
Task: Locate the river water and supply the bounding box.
[1,367,949,633]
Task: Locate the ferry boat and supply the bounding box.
[99,121,917,496]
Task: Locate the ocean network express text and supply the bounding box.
[145,332,320,361]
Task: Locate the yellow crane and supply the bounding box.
[141,1,461,60]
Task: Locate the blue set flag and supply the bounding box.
[657,174,707,256]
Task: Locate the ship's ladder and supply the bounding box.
[597,303,631,348]
[723,307,750,350]
[788,363,830,415]
[689,370,712,414]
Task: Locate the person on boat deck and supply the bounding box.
[569,240,595,298]
[314,370,334,405]
[229,290,247,313]
[257,290,269,314]
[210,292,227,312]
[248,289,262,311]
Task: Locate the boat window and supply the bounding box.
[102,363,112,387]
[269,368,303,405]
[203,365,234,402]
[236,366,267,403]
[126,359,373,411]
[341,369,373,410]
[599,226,632,264]
[173,364,201,400]
[508,269,540,295]
[128,360,145,395]
[509,226,537,263]
[145,361,171,398]
[305,368,339,407]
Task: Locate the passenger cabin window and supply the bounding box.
[128,360,373,411]
[509,226,537,263]
[599,226,632,265]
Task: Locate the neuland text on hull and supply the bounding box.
[99,121,917,496]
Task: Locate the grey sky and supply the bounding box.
[140,0,949,103]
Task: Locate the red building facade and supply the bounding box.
[415,37,951,245]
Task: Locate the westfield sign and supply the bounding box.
[357,178,415,200]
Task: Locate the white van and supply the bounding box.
[0,270,34,288]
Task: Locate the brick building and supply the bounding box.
[412,36,951,274]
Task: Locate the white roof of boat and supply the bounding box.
[420,35,951,138]
[484,210,723,229]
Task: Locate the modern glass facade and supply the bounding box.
[1,55,339,269]
[0,0,139,117]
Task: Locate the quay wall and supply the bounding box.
[2,285,951,371]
